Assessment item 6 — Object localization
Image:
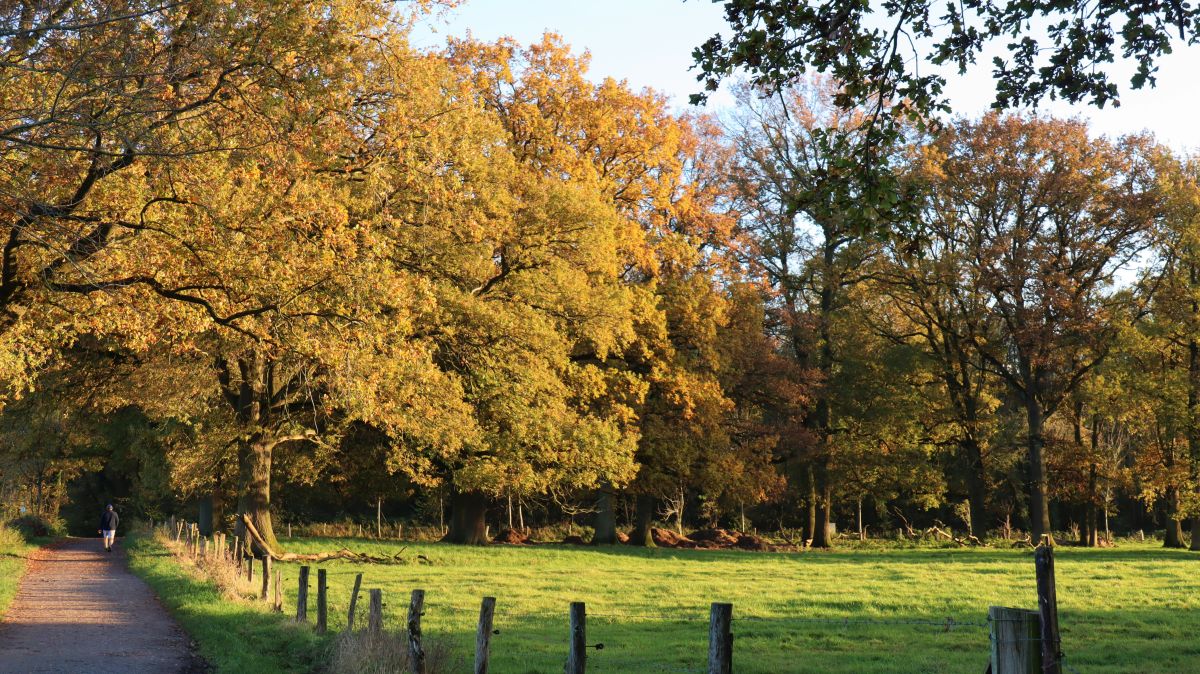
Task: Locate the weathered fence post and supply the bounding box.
[988,606,1040,674]
[273,570,283,612]
[288,523,292,539]
[708,602,733,674]
[247,554,254,582]
[346,573,363,631]
[368,589,383,634]
[261,556,271,600]
[566,601,586,674]
[200,537,208,559]
[296,566,310,623]
[475,596,496,674]
[408,589,426,674]
[1035,545,1062,674]
[316,569,328,633]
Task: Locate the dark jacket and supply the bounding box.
[100,510,119,531]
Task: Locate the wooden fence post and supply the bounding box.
[346,573,363,631]
[296,566,310,623]
[368,589,383,634]
[317,569,328,633]
[1035,545,1062,674]
[708,602,733,674]
[566,601,586,674]
[288,523,292,539]
[475,596,497,674]
[201,537,208,559]
[247,554,254,582]
[261,556,271,600]
[273,570,283,612]
[988,606,1040,674]
[408,589,426,674]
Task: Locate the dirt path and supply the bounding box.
[0,538,204,673]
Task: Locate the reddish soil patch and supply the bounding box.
[0,538,206,673]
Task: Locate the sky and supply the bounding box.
[413,0,1200,153]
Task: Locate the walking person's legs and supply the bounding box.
[102,530,115,551]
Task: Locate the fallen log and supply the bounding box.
[241,515,430,564]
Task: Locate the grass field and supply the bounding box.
[131,534,1200,673]
[279,537,1197,673]
[0,527,40,621]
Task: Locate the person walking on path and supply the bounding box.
[99,504,119,552]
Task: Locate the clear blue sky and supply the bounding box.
[414,0,1200,152]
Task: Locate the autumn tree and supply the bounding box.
[916,114,1165,542]
[727,78,899,547]
[1136,155,1200,548]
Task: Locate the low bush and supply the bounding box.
[6,514,64,539]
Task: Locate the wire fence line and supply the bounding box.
[421,601,993,634]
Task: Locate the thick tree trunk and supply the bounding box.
[803,464,817,544]
[592,490,618,545]
[235,439,279,555]
[442,491,489,545]
[631,493,656,547]
[1024,399,1053,544]
[961,436,987,536]
[1164,488,1186,548]
[1084,463,1099,547]
[812,481,833,548]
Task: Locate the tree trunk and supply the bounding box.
[856,497,864,541]
[803,464,817,544]
[442,491,489,545]
[1024,399,1053,544]
[961,436,987,537]
[631,493,656,547]
[812,481,833,548]
[592,490,618,545]
[235,439,280,554]
[1164,488,1186,548]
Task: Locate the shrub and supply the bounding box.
[7,514,64,539]
[0,524,24,547]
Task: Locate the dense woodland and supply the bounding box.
[2,0,1200,551]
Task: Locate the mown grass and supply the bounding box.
[132,533,1200,673]
[0,526,42,620]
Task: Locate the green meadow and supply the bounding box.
[130,534,1200,673]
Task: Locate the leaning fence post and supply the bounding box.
[408,589,426,674]
[296,566,310,623]
[317,569,328,633]
[368,589,383,634]
[475,596,496,674]
[261,556,271,600]
[566,601,586,674]
[1035,545,1062,674]
[988,606,1040,674]
[708,602,733,674]
[346,573,363,631]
